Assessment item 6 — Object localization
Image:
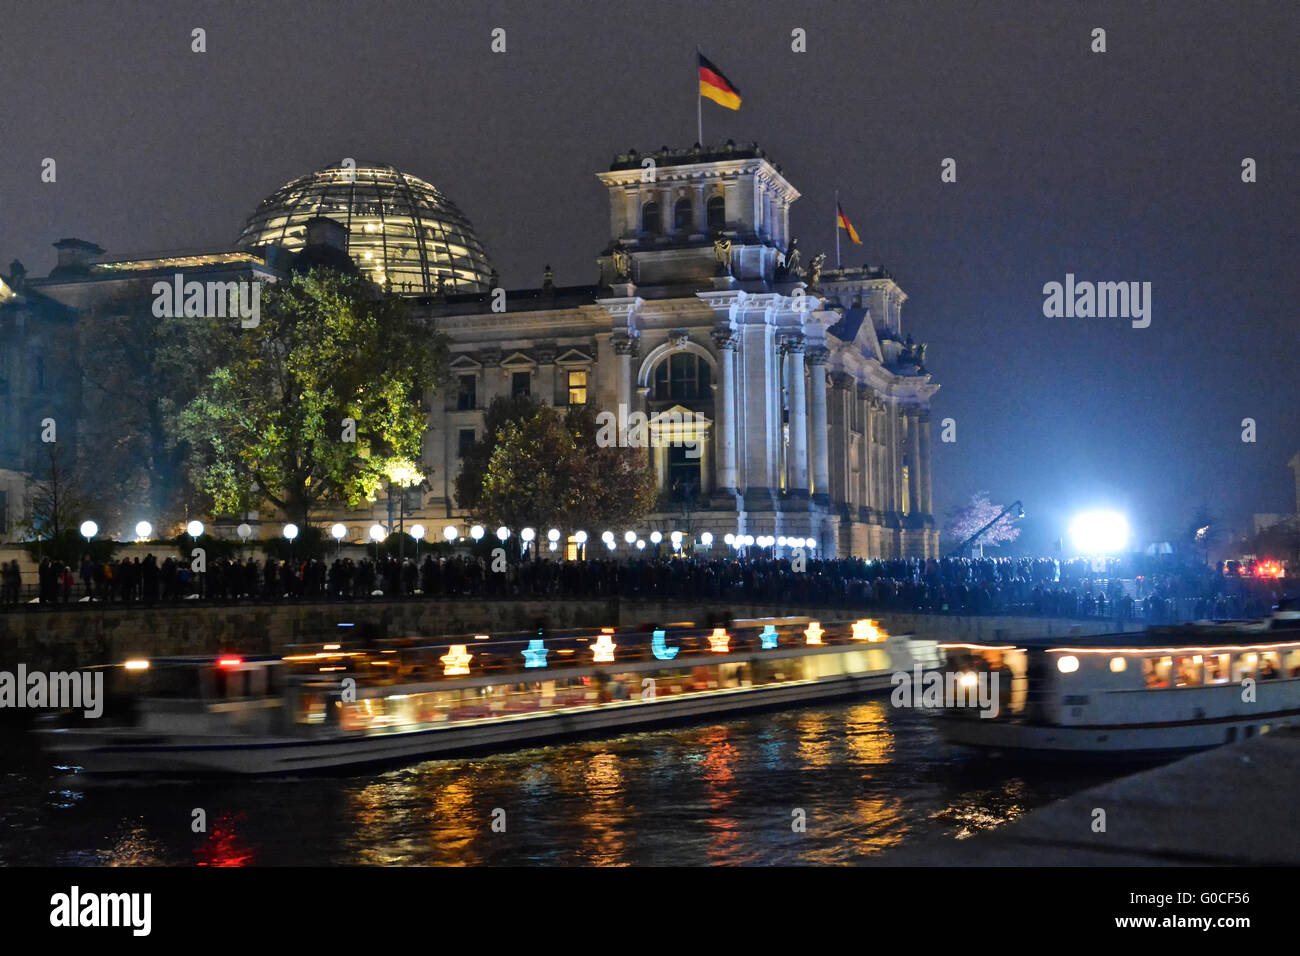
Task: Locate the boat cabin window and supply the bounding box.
[1258,652,1282,680]
[1174,655,1203,688]
[1285,648,1300,677]
[1142,656,1172,688]
[1204,653,1231,684]
[1233,653,1258,682]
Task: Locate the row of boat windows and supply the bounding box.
[1139,650,1293,689]
[299,657,815,730]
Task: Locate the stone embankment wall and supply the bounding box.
[0,600,1144,670]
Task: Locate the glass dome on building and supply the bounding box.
[236,162,494,294]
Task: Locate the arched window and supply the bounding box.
[652,353,712,401]
[641,201,661,234]
[674,198,693,232]
[707,195,726,231]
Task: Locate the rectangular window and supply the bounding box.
[458,428,475,458]
[456,374,477,410]
[567,370,588,406]
[511,371,531,398]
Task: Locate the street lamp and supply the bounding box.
[624,530,636,545]
[470,525,485,542]
[443,524,459,543]
[187,520,204,539]
[496,526,509,543]
[331,522,346,557]
[575,530,587,560]
[283,523,298,563]
[80,520,98,544]
[134,521,152,541]
[238,522,252,558]
[369,523,385,562]
[701,531,714,548]
[410,523,425,562]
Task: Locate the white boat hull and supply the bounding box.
[44,671,894,775]
[935,709,1300,760]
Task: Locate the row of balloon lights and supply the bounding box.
[79,521,815,552]
[436,619,882,675]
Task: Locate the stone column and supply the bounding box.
[807,347,830,502]
[613,335,639,421]
[711,328,739,492]
[918,409,934,515]
[907,407,921,516]
[782,334,808,496]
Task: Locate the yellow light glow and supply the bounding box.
[1109,657,1127,673]
[591,634,617,663]
[851,619,884,642]
[323,643,341,651]
[440,645,473,676]
[123,660,150,671]
[708,628,730,653]
[804,621,825,645]
[959,671,978,687]
[1057,655,1080,674]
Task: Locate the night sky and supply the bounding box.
[1,0,1295,553]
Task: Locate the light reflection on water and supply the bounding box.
[0,701,1122,866]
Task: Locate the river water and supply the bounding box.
[0,701,1123,866]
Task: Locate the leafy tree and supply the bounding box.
[463,402,656,532]
[454,394,543,515]
[943,491,1021,551]
[73,282,203,532]
[177,270,447,526]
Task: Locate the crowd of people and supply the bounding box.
[1,551,1288,623]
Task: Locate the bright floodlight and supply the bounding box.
[724,533,734,545]
[605,539,616,550]
[410,524,426,541]
[744,535,755,546]
[237,522,252,540]
[1070,511,1129,555]
[601,530,614,543]
[496,526,509,541]
[283,523,299,541]
[521,527,536,542]
[575,530,588,544]
[670,530,683,543]
[547,528,560,542]
[701,532,714,546]
[135,521,152,539]
[369,524,386,542]
[443,525,459,542]
[624,531,636,544]
[807,537,817,549]
[186,520,204,538]
[331,523,347,541]
[470,525,484,541]
[650,531,663,544]
[80,520,98,539]
[635,539,645,550]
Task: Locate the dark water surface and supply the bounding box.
[0,703,1121,866]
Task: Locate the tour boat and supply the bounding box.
[39,617,930,776]
[931,606,1300,759]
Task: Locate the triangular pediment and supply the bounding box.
[448,353,483,370]
[499,351,537,369]
[555,348,594,366]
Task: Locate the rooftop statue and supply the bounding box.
[611,243,631,282]
[713,235,733,276]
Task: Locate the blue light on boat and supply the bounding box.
[522,639,549,668]
[652,629,679,660]
[760,624,779,649]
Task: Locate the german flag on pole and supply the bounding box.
[699,53,742,110]
[837,202,862,244]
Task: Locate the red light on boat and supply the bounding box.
[217,657,242,668]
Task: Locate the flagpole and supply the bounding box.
[835,189,841,270]
[696,45,703,145]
